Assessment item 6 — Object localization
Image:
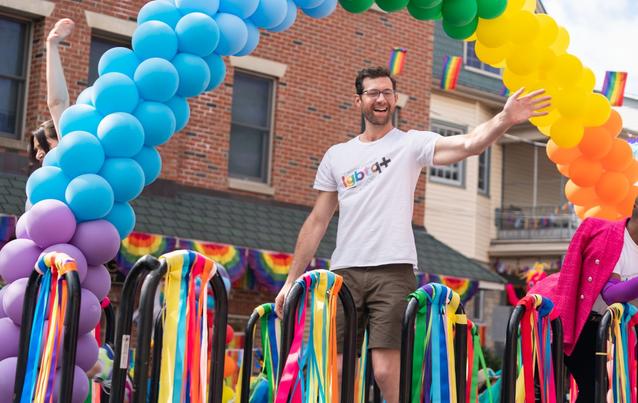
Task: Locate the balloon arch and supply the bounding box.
[0,0,632,400]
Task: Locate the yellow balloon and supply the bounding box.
[509,11,540,44]
[548,54,583,89]
[506,45,541,76]
[476,16,511,48]
[537,48,558,78]
[550,27,570,55]
[538,125,552,136]
[535,14,558,47]
[550,117,585,148]
[530,108,559,128]
[505,0,525,13]
[582,93,612,127]
[575,67,596,93]
[554,88,589,119]
[522,0,536,12]
[502,68,535,92]
[475,41,510,67]
[223,386,235,403]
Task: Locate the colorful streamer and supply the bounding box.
[117,232,177,272]
[178,239,247,283]
[388,48,407,76]
[602,71,628,107]
[467,320,493,403]
[440,56,462,90]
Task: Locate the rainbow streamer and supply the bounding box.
[117,232,178,272]
[467,320,493,403]
[0,214,15,242]
[440,55,463,90]
[602,71,628,107]
[418,273,480,304]
[388,48,407,76]
[178,239,248,283]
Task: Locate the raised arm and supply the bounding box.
[274,190,338,317]
[46,18,75,137]
[432,88,551,166]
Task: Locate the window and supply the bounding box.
[228,71,275,183]
[429,121,466,186]
[464,41,501,77]
[478,147,490,195]
[0,15,29,139]
[88,36,130,85]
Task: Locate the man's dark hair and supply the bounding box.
[355,67,396,95]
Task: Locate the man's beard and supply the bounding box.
[362,105,394,126]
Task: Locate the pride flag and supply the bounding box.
[388,48,407,76]
[440,55,462,90]
[602,71,628,106]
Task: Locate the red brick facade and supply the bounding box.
[2,0,434,224]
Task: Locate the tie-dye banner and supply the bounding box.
[117,232,178,272]
[247,250,331,293]
[177,239,247,283]
[416,272,479,303]
[0,214,16,242]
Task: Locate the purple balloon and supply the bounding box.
[82,265,111,301]
[0,318,20,361]
[0,287,6,318]
[26,200,77,248]
[58,333,98,372]
[78,288,101,335]
[15,212,29,239]
[52,365,89,403]
[0,357,17,402]
[3,278,30,325]
[42,244,88,283]
[70,220,120,266]
[0,238,42,283]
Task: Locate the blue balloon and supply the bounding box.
[303,0,337,18]
[59,105,103,137]
[203,53,226,91]
[66,174,114,221]
[166,97,190,132]
[97,113,145,158]
[132,21,178,61]
[76,87,94,106]
[42,147,60,167]
[137,0,182,28]
[235,21,260,56]
[133,147,162,186]
[26,166,70,204]
[99,158,145,202]
[92,73,140,115]
[294,0,323,8]
[175,0,220,15]
[98,47,139,79]
[214,13,248,56]
[104,202,136,239]
[134,102,176,146]
[134,58,179,102]
[270,0,298,32]
[219,0,259,18]
[175,12,220,57]
[57,131,105,178]
[251,0,288,29]
[173,53,210,97]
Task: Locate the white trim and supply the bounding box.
[228,178,276,196]
[369,4,387,13]
[84,10,136,39]
[396,92,409,109]
[229,56,287,79]
[479,281,504,291]
[464,65,502,79]
[0,0,54,17]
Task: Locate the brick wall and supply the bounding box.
[3,0,434,224]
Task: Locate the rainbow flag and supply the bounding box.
[416,272,479,303]
[177,239,247,283]
[440,55,462,90]
[602,71,628,106]
[117,232,178,272]
[500,84,510,97]
[388,48,407,76]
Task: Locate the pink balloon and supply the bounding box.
[15,212,29,239]
[0,318,20,361]
[0,357,17,402]
[70,220,120,266]
[26,199,77,248]
[42,244,88,283]
[82,265,111,301]
[0,238,42,283]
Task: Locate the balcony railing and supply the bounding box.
[495,205,579,241]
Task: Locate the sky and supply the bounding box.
[542,0,638,98]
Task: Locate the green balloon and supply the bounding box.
[477,0,506,19]
[375,0,410,12]
[442,0,478,27]
[407,2,442,20]
[442,15,478,39]
[339,0,375,13]
[409,0,442,7]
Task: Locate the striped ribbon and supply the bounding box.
[467,321,493,403]
[21,252,78,403]
[275,270,342,403]
[157,250,218,403]
[355,331,369,403]
[606,303,638,403]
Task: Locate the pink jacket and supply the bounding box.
[530,217,625,355]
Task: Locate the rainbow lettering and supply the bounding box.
[341,156,391,189]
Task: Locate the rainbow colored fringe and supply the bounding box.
[275,270,342,403]
[606,303,638,403]
[21,252,78,403]
[117,232,177,272]
[179,240,247,283]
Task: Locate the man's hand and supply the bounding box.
[47,18,75,45]
[502,88,552,126]
[275,281,294,319]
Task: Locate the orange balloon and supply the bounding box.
[623,160,638,185]
[565,180,598,206]
[546,140,581,164]
[556,163,570,177]
[601,139,632,172]
[595,171,629,204]
[602,109,624,137]
[585,205,620,221]
[569,156,603,187]
[224,354,237,378]
[577,126,613,160]
[617,186,638,217]
[574,204,588,219]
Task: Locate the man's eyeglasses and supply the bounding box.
[360,89,396,99]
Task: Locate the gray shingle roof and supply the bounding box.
[0,173,503,283]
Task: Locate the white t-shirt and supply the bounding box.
[593,228,638,312]
[313,128,441,270]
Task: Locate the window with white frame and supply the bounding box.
[88,35,131,85]
[228,71,275,183]
[0,15,30,140]
[464,41,501,77]
[478,147,490,195]
[429,120,466,186]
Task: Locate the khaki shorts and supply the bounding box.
[334,263,416,352]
